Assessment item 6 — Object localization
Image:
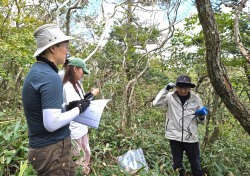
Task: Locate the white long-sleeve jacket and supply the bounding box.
[153,88,206,143]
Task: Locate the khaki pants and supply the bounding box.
[28,137,75,176]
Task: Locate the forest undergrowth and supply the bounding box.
[0,107,249,176]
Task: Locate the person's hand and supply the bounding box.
[83,88,99,101]
[165,82,176,90]
[65,100,79,111]
[77,99,90,114]
[195,107,208,120]
[195,107,208,116]
[91,88,99,96]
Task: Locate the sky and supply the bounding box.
[69,0,249,53]
[72,0,198,42]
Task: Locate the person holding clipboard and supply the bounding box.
[62,57,99,174]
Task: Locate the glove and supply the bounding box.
[84,92,94,100]
[65,100,79,111]
[165,82,176,90]
[195,107,208,116]
[195,107,208,120]
[77,99,90,114]
[198,116,205,120]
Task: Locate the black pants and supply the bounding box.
[169,140,202,176]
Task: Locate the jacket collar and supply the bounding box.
[36,56,59,73]
[172,91,197,105]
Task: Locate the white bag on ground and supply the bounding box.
[118,148,148,173]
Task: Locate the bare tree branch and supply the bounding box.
[65,0,87,35]
[84,2,125,62]
[125,0,181,117]
[223,0,250,64]
[56,0,70,25]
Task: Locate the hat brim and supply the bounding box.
[176,82,196,88]
[83,68,90,74]
[33,36,74,57]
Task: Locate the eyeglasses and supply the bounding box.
[55,42,69,51]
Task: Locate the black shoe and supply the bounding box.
[179,168,186,176]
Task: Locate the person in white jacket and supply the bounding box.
[153,75,206,176]
[62,57,99,174]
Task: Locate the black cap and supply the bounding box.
[63,53,72,67]
[176,75,196,88]
[66,53,71,59]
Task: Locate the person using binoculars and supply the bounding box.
[153,75,207,176]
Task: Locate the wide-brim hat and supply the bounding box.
[33,24,74,57]
[176,75,196,88]
[68,57,90,74]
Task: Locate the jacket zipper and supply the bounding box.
[173,94,193,141]
[181,106,184,142]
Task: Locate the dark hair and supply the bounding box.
[39,49,47,56]
[63,59,69,68]
[63,65,82,95]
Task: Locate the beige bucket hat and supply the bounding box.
[33,24,74,57]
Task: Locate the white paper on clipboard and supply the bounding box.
[73,99,110,129]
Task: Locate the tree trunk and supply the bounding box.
[195,0,250,135]
[243,65,250,101]
[121,0,134,130]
